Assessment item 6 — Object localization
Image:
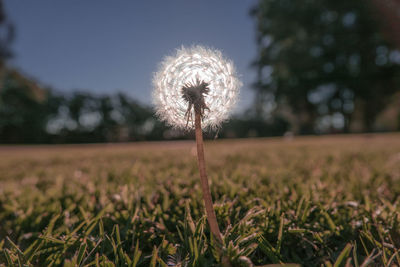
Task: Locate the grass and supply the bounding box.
[0,134,400,266]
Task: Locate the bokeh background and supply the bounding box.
[0,0,399,144]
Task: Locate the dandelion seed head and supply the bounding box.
[152,45,241,130]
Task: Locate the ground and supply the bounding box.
[0,134,399,266]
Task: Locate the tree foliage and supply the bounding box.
[0,0,14,68]
[252,0,400,134]
[0,70,52,143]
[0,69,172,144]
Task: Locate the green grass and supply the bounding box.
[0,134,400,266]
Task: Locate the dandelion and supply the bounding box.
[153,45,240,265]
[153,45,241,130]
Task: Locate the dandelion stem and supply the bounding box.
[194,110,223,244]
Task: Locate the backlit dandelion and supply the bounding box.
[153,45,241,130]
[152,45,240,266]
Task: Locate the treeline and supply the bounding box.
[0,69,289,144]
[0,69,171,143]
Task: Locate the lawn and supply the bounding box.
[0,134,399,266]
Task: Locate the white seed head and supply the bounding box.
[152,45,241,130]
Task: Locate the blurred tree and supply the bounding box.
[115,93,166,140]
[251,0,400,133]
[219,115,289,139]
[46,92,168,143]
[67,92,95,129]
[0,0,14,71]
[93,95,118,141]
[0,70,53,143]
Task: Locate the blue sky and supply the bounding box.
[4,0,258,112]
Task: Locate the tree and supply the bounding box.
[0,0,14,71]
[251,0,400,133]
[115,93,165,140]
[0,70,51,143]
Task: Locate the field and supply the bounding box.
[1,134,400,266]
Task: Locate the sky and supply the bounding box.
[4,0,258,113]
